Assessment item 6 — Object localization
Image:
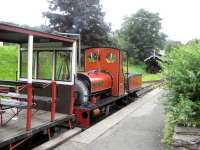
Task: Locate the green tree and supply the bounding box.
[112,31,128,48]
[164,40,182,53]
[44,0,112,47]
[118,9,167,63]
[186,38,200,45]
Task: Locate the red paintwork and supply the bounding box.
[70,85,74,115]
[78,72,112,93]
[74,48,143,129]
[51,80,56,122]
[26,83,32,130]
[0,109,2,126]
[0,87,9,93]
[9,136,32,150]
[118,50,125,96]
[74,107,90,128]
[91,96,97,105]
[84,48,124,96]
[128,75,142,91]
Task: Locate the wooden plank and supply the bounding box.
[175,126,200,136]
[172,126,200,149]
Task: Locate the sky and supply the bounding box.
[0,0,200,43]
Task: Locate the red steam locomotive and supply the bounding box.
[74,47,142,128]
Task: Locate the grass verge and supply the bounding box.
[127,64,161,81]
[0,45,18,80]
[162,112,176,150]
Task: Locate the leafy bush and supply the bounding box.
[162,42,200,149]
[162,42,200,126]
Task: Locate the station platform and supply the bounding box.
[55,88,165,150]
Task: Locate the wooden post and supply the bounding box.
[51,80,56,121]
[69,41,77,115]
[0,106,3,126]
[70,85,74,115]
[26,35,33,130]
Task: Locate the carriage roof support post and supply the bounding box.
[26,35,33,130]
[69,41,77,115]
[126,51,129,92]
[51,50,56,121]
[51,80,56,121]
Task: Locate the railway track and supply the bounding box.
[138,79,164,96]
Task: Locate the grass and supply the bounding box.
[0,45,161,82]
[162,112,176,150]
[0,45,18,80]
[127,64,161,81]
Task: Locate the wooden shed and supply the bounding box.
[144,50,163,73]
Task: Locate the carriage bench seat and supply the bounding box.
[0,98,28,109]
[0,110,5,114]
[0,92,52,103]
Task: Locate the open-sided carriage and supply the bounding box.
[0,23,77,149]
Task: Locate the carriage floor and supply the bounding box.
[0,109,74,148]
